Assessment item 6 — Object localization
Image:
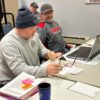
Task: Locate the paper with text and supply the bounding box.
[69,82,100,97]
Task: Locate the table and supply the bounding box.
[29,77,100,100]
[29,39,100,100]
[55,39,100,87]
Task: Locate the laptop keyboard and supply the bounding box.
[67,47,92,59]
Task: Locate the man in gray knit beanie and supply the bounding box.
[0,6,61,87]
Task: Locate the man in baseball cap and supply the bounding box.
[30,2,40,20]
[37,4,73,54]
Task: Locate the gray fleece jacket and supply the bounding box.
[37,20,69,53]
[0,29,49,82]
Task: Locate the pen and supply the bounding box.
[59,60,61,65]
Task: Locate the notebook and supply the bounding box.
[0,72,42,100]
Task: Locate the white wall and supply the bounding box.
[18,0,100,38]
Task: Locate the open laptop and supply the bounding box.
[66,35,100,61]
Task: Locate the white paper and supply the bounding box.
[69,82,100,97]
[59,66,83,75]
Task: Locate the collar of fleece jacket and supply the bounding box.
[37,21,61,34]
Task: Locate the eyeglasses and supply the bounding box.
[59,58,77,67]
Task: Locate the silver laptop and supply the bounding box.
[67,35,100,61]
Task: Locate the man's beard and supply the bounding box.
[46,17,53,22]
[23,35,34,40]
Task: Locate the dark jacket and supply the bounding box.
[37,20,69,53]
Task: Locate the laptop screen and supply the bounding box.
[66,35,100,61]
[88,35,100,61]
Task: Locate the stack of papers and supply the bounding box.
[59,66,83,75]
[0,72,42,100]
[69,82,100,97]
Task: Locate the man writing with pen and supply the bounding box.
[0,6,63,87]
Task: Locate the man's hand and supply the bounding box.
[45,51,62,61]
[67,44,74,48]
[46,63,61,76]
